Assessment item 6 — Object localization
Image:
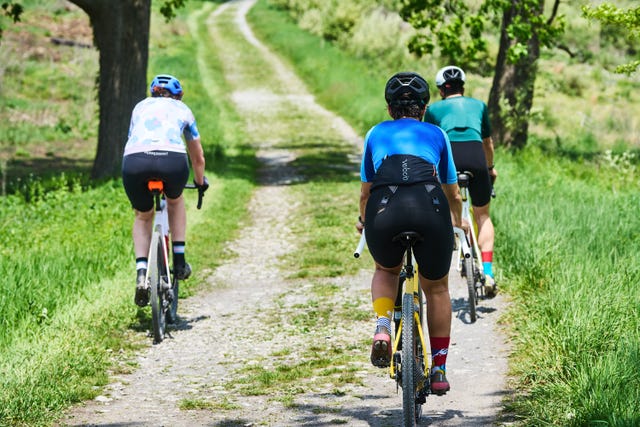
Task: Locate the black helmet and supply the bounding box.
[384,72,430,106]
[435,66,466,87]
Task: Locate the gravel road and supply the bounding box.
[60,1,510,425]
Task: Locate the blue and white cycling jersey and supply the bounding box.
[124,97,200,156]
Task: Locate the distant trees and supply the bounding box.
[582,2,640,75]
[399,0,564,148]
[2,1,186,180]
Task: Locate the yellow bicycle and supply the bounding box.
[355,231,430,426]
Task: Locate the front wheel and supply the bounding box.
[401,293,421,426]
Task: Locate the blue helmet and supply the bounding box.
[149,74,183,97]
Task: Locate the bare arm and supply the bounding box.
[186,137,206,185]
[442,183,463,229]
[357,181,372,233]
[482,136,497,182]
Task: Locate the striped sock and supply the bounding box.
[482,251,494,278]
[172,241,185,267]
[136,257,148,271]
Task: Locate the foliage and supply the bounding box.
[159,0,187,22]
[399,0,491,72]
[266,0,416,69]
[0,1,22,40]
[582,2,640,74]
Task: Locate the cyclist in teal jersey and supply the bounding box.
[424,66,498,294]
[357,72,464,394]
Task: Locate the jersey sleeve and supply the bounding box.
[437,128,458,184]
[360,128,375,182]
[481,103,492,139]
[181,105,200,141]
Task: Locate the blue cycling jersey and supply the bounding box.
[360,118,457,185]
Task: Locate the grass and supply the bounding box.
[0,2,257,426]
[249,1,640,425]
[0,0,639,425]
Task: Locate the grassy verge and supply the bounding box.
[249,1,640,425]
[0,2,256,426]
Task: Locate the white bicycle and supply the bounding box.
[453,171,491,323]
[145,180,204,343]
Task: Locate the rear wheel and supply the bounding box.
[401,293,419,427]
[150,232,166,343]
[166,276,179,324]
[465,256,477,323]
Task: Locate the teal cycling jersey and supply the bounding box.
[360,118,457,185]
[424,96,491,143]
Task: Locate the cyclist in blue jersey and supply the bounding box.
[356,72,464,395]
[425,66,498,295]
[122,74,209,307]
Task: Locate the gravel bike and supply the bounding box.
[355,231,430,426]
[145,180,204,344]
[454,170,494,323]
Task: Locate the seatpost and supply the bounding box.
[405,245,414,279]
[154,191,162,212]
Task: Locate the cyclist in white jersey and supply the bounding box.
[122,74,208,307]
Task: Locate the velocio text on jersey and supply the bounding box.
[402,158,410,181]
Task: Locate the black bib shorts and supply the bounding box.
[122,151,190,212]
[364,183,454,280]
[450,141,492,207]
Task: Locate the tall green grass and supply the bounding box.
[0,2,256,426]
[249,1,640,425]
[495,147,640,426]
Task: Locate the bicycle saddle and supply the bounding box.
[392,231,423,247]
[457,171,473,187]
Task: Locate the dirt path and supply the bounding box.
[60,1,510,426]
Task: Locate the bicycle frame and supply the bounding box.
[456,174,485,280]
[148,180,172,282]
[389,254,428,382]
[354,231,430,425]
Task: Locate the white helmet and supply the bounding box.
[435,66,466,87]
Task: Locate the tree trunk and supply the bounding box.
[70,0,151,179]
[488,0,542,149]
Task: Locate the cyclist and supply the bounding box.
[122,74,208,307]
[424,65,498,294]
[356,71,464,395]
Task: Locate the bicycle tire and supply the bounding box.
[166,276,179,324]
[401,292,418,427]
[465,256,477,323]
[150,231,166,343]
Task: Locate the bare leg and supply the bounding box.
[133,209,154,259]
[371,263,402,303]
[166,195,187,241]
[419,273,452,338]
[473,203,494,252]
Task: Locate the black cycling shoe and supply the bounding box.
[174,262,192,280]
[134,269,149,307]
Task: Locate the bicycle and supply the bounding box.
[144,180,204,344]
[454,170,495,323]
[355,231,430,426]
